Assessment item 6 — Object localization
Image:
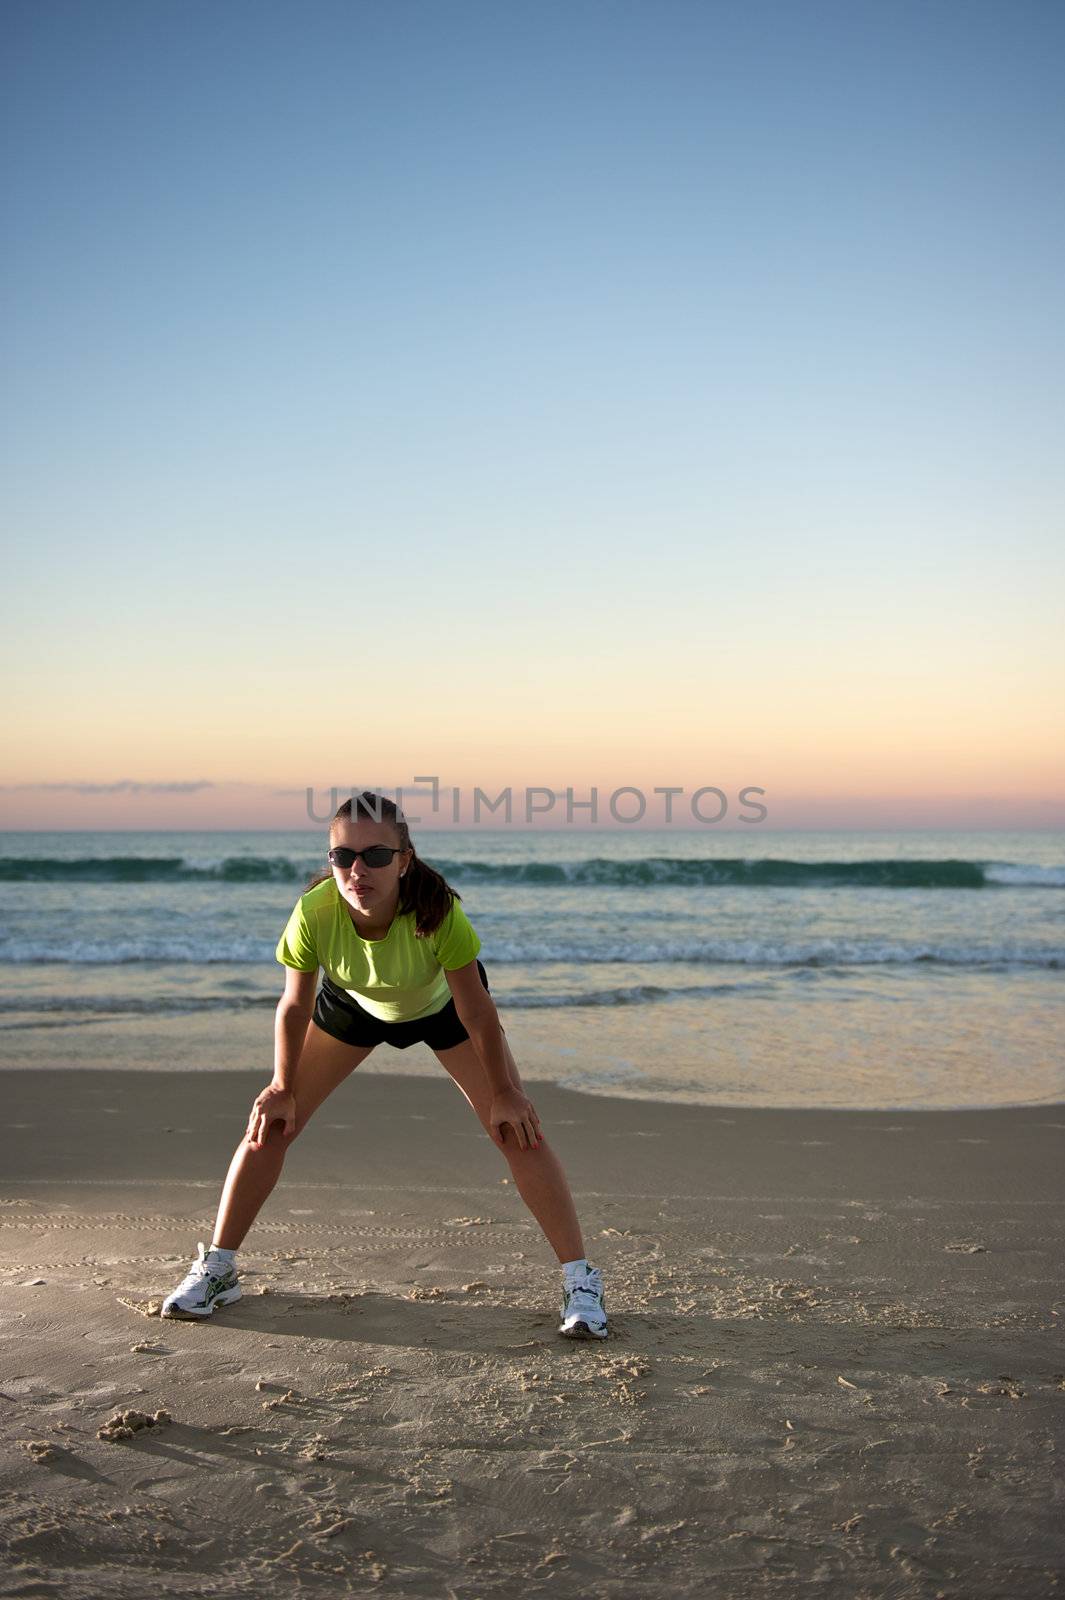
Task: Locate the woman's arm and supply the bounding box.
[444,963,513,1095]
[273,967,318,1090]
[445,963,543,1150]
[244,966,317,1148]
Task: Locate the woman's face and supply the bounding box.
[329,818,413,914]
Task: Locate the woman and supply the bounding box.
[161,792,608,1339]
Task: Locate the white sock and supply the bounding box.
[207,1243,236,1267]
[562,1257,589,1277]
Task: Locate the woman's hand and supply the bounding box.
[246,1083,297,1149]
[489,1089,543,1151]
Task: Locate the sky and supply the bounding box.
[1,0,1063,830]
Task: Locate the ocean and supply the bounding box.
[1,828,1062,1110]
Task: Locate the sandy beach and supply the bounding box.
[1,1069,1063,1598]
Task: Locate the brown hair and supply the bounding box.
[302,790,460,938]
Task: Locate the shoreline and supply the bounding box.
[4,1069,1065,1199]
[2,1005,1062,1114]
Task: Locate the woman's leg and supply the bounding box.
[211,1021,375,1250]
[432,1033,585,1264]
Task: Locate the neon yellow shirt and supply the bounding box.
[275,876,481,1023]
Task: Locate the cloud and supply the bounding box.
[287,783,440,799]
[0,780,216,794]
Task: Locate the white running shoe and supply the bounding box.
[559,1264,608,1339]
[160,1242,242,1320]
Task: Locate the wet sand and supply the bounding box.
[1,1070,1063,1598]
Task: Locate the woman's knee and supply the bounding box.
[237,1114,297,1156]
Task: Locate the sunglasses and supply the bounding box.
[328,845,404,870]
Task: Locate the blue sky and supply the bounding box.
[2,0,1063,828]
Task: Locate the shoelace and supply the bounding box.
[565,1266,603,1292]
[173,1244,220,1294]
[564,1268,605,1320]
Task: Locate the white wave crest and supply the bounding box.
[984,863,1065,888]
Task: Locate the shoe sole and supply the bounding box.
[161,1285,242,1320]
[558,1318,608,1339]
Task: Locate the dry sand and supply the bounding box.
[1,1069,1063,1598]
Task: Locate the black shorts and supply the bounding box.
[312,959,495,1052]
